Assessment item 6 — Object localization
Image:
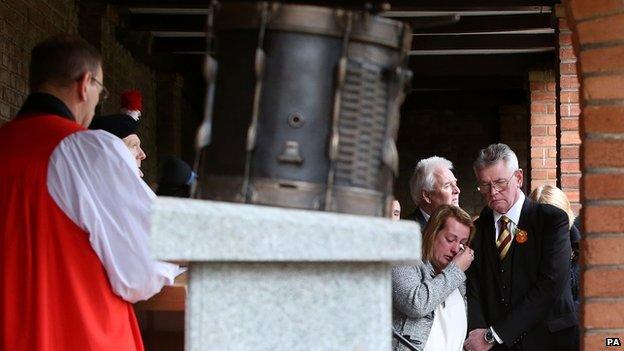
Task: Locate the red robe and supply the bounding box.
[0,114,144,350]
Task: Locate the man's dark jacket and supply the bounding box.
[408,208,428,231]
[467,198,578,350]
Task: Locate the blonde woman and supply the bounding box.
[392,205,475,351]
[530,184,580,315]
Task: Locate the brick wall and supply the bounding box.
[528,70,558,190]
[0,0,78,124]
[565,0,624,349]
[0,0,193,184]
[557,7,582,214]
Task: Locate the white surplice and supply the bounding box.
[47,129,184,303]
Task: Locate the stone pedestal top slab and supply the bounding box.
[151,197,421,263]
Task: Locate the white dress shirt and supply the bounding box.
[420,207,431,222]
[492,191,526,242]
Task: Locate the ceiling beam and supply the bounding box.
[148,35,555,55]
[111,0,558,8]
[410,13,553,34]
[411,33,553,50]
[382,6,551,17]
[410,48,554,55]
[122,12,552,37]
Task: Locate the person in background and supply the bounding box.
[392,205,475,351]
[0,34,182,351]
[156,155,197,198]
[408,156,460,229]
[391,199,402,221]
[89,90,147,177]
[530,184,580,317]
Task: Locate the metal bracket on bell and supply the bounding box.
[277,140,304,165]
[241,2,270,202]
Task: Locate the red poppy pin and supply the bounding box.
[515,228,528,244]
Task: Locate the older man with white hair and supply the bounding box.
[408,156,461,228]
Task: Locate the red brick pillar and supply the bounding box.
[557,6,582,213]
[565,0,624,349]
[529,70,557,190]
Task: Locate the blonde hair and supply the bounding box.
[530,184,575,229]
[421,205,475,262]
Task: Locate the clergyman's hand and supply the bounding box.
[463,329,494,351]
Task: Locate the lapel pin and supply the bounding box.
[515,229,528,244]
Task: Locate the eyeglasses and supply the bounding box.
[476,172,516,194]
[91,76,109,102]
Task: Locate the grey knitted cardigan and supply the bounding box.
[392,261,467,351]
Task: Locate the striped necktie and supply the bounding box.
[497,216,512,260]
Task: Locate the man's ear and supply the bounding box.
[516,168,524,188]
[421,190,432,205]
[76,71,91,102]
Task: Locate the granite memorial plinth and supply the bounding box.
[151,198,421,351]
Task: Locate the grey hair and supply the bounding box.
[410,156,454,206]
[473,143,519,174]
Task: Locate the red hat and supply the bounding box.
[121,90,142,112]
[90,90,142,137]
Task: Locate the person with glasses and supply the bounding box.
[408,156,461,229]
[463,143,578,351]
[91,75,110,102]
[0,34,182,351]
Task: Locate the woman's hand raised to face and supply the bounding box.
[452,245,474,272]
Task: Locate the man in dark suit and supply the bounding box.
[407,156,460,228]
[464,143,578,351]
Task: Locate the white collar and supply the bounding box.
[120,109,141,121]
[493,191,525,227]
[419,207,431,222]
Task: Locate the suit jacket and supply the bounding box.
[408,208,428,231]
[467,198,578,350]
